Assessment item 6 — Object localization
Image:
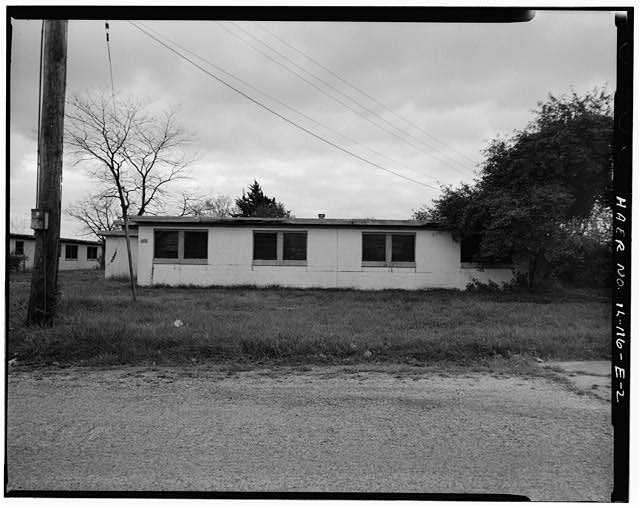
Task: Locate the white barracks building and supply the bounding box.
[102,216,522,290]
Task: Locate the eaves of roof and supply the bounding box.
[125,216,446,230]
[9,233,103,246]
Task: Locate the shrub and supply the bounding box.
[466,279,503,293]
[9,251,27,271]
[466,273,528,293]
[549,237,611,288]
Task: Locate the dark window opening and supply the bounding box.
[254,232,277,260]
[184,231,208,259]
[65,244,78,260]
[87,246,98,260]
[154,231,179,259]
[283,232,307,261]
[461,234,513,264]
[362,233,386,262]
[392,234,415,262]
[15,241,24,256]
[460,235,481,263]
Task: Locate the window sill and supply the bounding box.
[153,258,208,265]
[362,261,416,268]
[253,260,307,266]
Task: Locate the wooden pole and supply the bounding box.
[26,20,68,326]
[123,215,137,301]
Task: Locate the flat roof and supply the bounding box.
[9,233,103,246]
[99,230,139,237]
[126,216,445,230]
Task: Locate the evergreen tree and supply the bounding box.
[234,180,291,218]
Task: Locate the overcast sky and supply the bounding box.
[9,10,617,238]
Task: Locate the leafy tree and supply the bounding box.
[234,180,291,218]
[418,87,613,290]
[548,203,612,287]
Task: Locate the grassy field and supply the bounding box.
[7,270,611,367]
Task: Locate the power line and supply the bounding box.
[105,21,116,112]
[227,20,475,177]
[129,21,442,192]
[234,20,475,174]
[222,21,471,178]
[256,21,480,168]
[218,21,472,179]
[135,21,446,188]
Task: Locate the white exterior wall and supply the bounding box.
[9,238,36,270]
[9,238,102,271]
[105,236,138,278]
[58,242,103,271]
[137,225,471,290]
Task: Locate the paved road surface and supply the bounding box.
[6,365,612,500]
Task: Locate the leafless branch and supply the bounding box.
[65,89,196,220]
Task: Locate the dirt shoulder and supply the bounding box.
[7,358,612,400]
[542,360,611,401]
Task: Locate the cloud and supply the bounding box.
[9,11,616,236]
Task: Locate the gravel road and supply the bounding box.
[6,365,612,501]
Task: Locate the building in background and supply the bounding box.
[102,217,523,290]
[9,233,103,271]
[101,228,139,279]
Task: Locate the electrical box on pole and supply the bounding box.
[30,209,48,230]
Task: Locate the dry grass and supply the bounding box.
[7,270,611,367]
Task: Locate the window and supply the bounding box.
[65,244,78,260]
[253,231,307,265]
[362,232,415,266]
[460,234,512,265]
[184,231,208,259]
[253,232,277,260]
[15,241,24,256]
[460,235,481,263]
[155,231,179,259]
[392,234,415,262]
[362,233,386,262]
[154,230,208,263]
[283,232,307,261]
[87,246,98,260]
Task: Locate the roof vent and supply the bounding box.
[318,213,325,219]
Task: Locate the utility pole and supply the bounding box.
[26,20,68,326]
[123,214,137,302]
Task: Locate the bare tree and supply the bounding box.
[9,216,32,234]
[65,90,196,300]
[66,91,195,215]
[66,192,119,268]
[177,192,237,218]
[67,192,119,238]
